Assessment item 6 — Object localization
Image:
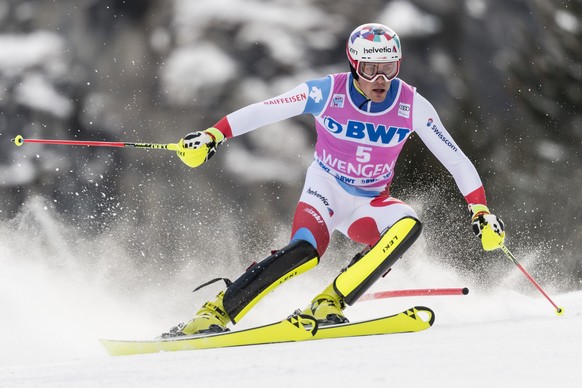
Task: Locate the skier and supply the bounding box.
[162,23,505,337]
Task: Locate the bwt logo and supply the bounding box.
[323,116,410,145]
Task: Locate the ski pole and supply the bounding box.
[359,287,469,302]
[11,135,178,151]
[500,244,564,316]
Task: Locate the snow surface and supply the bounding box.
[0,198,580,387]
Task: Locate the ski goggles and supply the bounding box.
[357,61,399,82]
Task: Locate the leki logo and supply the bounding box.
[382,235,399,253]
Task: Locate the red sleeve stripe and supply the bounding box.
[464,186,487,206]
[213,117,233,138]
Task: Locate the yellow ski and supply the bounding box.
[313,306,434,339]
[100,306,434,357]
[100,314,317,356]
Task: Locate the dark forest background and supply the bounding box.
[1,0,580,291]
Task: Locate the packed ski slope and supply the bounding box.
[1,290,580,388]
[0,199,580,387]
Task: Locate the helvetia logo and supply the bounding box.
[363,46,393,54]
[307,187,330,206]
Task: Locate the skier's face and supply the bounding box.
[356,75,390,103]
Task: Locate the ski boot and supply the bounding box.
[160,291,230,338]
[302,283,349,326]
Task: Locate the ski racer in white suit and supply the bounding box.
[163,23,506,337]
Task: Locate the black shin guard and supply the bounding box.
[334,216,422,305]
[223,240,319,324]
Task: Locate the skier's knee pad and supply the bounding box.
[223,240,319,324]
[334,216,422,305]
